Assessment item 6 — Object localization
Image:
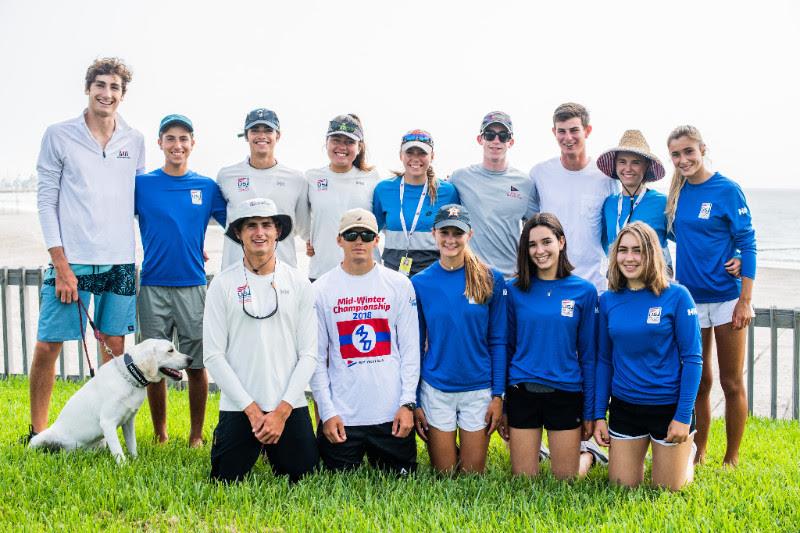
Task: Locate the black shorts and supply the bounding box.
[505,383,583,431]
[608,396,696,443]
[210,407,319,483]
[317,422,416,475]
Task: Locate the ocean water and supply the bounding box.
[3,188,800,270]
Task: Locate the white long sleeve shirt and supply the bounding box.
[305,165,381,280]
[203,261,318,412]
[36,111,145,264]
[217,159,310,269]
[310,264,420,426]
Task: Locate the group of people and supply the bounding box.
[27,57,757,492]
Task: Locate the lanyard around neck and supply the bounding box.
[399,177,429,249]
[616,188,647,234]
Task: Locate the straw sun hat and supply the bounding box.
[596,130,665,182]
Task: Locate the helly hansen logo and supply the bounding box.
[688,308,698,316]
[117,150,130,159]
[698,203,712,219]
[738,207,748,216]
[561,299,575,318]
[647,307,663,324]
[237,177,250,191]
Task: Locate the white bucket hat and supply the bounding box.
[225,198,293,243]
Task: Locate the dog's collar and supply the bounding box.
[116,353,151,388]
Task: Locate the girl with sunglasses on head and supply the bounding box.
[664,125,756,467]
[501,213,602,479]
[594,222,702,491]
[305,114,381,282]
[411,204,506,474]
[373,130,460,277]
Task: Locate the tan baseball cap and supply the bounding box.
[338,208,378,234]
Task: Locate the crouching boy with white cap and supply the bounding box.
[203,198,319,483]
[310,208,420,474]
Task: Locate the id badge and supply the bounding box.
[399,256,413,276]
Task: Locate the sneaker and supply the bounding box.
[19,425,37,445]
[580,439,608,466]
[539,444,550,463]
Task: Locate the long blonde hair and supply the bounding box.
[463,245,494,304]
[665,125,706,233]
[608,222,669,296]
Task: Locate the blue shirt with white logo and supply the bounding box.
[594,283,702,424]
[506,275,597,419]
[411,261,507,396]
[672,172,756,303]
[602,189,672,269]
[135,168,227,286]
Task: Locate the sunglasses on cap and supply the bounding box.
[329,119,360,134]
[401,132,433,146]
[482,130,512,142]
[341,230,378,242]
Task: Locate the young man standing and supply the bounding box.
[449,111,533,278]
[310,208,420,474]
[203,198,319,483]
[217,108,309,269]
[29,58,145,440]
[529,103,618,292]
[135,114,227,447]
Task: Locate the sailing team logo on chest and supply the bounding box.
[698,202,712,219]
[337,318,391,359]
[316,178,328,191]
[190,189,202,205]
[507,185,522,199]
[647,307,663,324]
[237,177,250,191]
[236,284,252,304]
[561,299,575,318]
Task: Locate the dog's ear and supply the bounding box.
[136,350,162,383]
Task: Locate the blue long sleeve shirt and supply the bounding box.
[594,283,702,424]
[373,177,460,275]
[506,275,598,419]
[411,261,507,396]
[602,189,671,265]
[135,168,227,286]
[673,172,756,303]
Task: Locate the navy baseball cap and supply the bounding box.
[480,111,513,134]
[238,108,280,137]
[434,204,472,233]
[159,114,193,135]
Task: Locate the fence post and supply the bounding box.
[18,269,28,374]
[770,306,778,419]
[1,268,8,376]
[793,309,799,421]
[747,319,755,415]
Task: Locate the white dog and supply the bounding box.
[29,339,192,463]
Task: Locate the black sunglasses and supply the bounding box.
[482,130,512,142]
[241,270,279,319]
[341,230,377,242]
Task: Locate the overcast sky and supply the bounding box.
[1,0,798,191]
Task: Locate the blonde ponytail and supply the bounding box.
[426,166,439,205]
[463,245,493,304]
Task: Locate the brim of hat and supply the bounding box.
[434,219,471,233]
[327,130,362,142]
[159,119,193,134]
[237,120,279,137]
[596,149,665,182]
[339,222,379,234]
[480,121,513,134]
[401,140,433,154]
[224,214,293,243]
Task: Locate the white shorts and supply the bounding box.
[696,298,743,328]
[419,380,491,432]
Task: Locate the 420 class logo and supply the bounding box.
[336,318,391,359]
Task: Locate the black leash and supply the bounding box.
[76,298,117,378]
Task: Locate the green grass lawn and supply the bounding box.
[2,377,799,532]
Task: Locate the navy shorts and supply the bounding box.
[317,422,416,475]
[608,396,696,445]
[505,383,583,431]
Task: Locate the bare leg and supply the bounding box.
[147,380,169,443]
[99,334,124,363]
[187,368,208,447]
[457,428,490,474]
[426,427,459,474]
[651,435,696,491]
[714,323,747,467]
[579,452,595,476]
[693,327,714,463]
[29,341,63,433]
[547,428,581,480]
[508,428,542,476]
[608,437,650,488]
